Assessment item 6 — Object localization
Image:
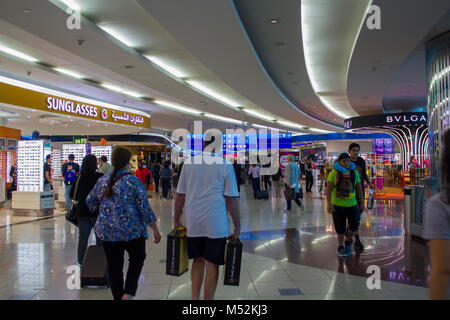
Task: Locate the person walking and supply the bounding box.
[233,161,243,193]
[262,162,272,191]
[99,156,113,175]
[61,154,80,213]
[272,166,283,198]
[160,160,172,200]
[249,163,261,199]
[152,161,161,193]
[318,159,328,195]
[43,154,53,191]
[305,156,314,193]
[174,136,240,300]
[326,153,364,257]
[70,154,104,265]
[299,158,306,180]
[348,143,374,251]
[86,147,161,300]
[285,154,302,210]
[135,161,152,192]
[424,129,450,300]
[8,160,17,199]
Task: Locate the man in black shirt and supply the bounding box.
[348,143,374,251]
[305,156,314,193]
[44,154,52,191]
[152,161,161,193]
[61,154,80,212]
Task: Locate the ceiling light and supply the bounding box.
[186,81,241,109]
[0,45,38,62]
[54,68,84,79]
[269,18,280,24]
[145,56,185,78]
[277,120,305,130]
[204,113,242,125]
[60,0,80,11]
[154,100,202,115]
[122,90,142,98]
[101,83,123,93]
[309,128,332,133]
[243,109,275,121]
[252,124,284,131]
[98,25,134,47]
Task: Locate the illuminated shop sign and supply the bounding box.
[0,78,151,129]
[344,112,428,130]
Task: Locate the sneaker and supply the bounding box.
[354,236,364,251]
[345,241,352,256]
[336,246,347,257]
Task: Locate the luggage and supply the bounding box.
[256,180,269,199]
[223,236,243,286]
[166,227,189,276]
[80,245,109,287]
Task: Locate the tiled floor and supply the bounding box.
[0,183,430,300]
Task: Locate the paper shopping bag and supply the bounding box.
[166,227,189,276]
[223,236,243,286]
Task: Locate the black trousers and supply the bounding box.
[306,173,314,191]
[263,175,271,190]
[103,237,146,300]
[154,176,160,192]
[161,178,171,198]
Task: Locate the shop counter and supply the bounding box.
[12,191,54,217]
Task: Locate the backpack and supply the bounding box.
[334,169,356,199]
[64,164,77,183]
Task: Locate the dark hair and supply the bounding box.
[80,154,98,177]
[164,161,170,169]
[68,154,75,161]
[442,129,450,203]
[337,153,350,162]
[100,155,108,163]
[348,143,360,151]
[104,147,131,198]
[46,154,51,161]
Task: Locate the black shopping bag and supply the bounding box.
[166,227,189,276]
[223,236,243,286]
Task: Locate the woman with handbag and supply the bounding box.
[284,154,302,211]
[69,154,104,265]
[86,147,161,300]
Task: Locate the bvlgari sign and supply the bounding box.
[344,112,428,130]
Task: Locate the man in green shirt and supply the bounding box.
[326,153,364,257]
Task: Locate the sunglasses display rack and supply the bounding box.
[91,146,112,164]
[16,140,44,192]
[62,144,89,165]
[51,149,62,178]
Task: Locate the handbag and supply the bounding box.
[284,185,295,200]
[65,176,81,227]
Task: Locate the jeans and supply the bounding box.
[78,216,101,265]
[64,184,73,211]
[251,178,260,199]
[161,178,170,198]
[103,237,146,300]
[306,174,314,192]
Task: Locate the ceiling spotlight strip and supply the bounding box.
[277,120,305,130]
[154,100,203,115]
[204,113,243,125]
[243,109,275,121]
[0,45,39,62]
[59,0,80,11]
[186,81,241,109]
[145,56,185,78]
[98,24,135,48]
[54,68,84,79]
[301,0,371,119]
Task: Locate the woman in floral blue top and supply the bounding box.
[86,147,161,300]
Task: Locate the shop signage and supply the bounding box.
[74,138,87,144]
[0,79,151,129]
[344,112,428,130]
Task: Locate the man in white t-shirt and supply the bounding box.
[174,136,240,300]
[249,163,261,199]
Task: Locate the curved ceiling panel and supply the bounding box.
[301,0,371,119]
[232,0,340,127]
[347,0,450,116]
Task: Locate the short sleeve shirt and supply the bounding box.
[327,169,361,207]
[44,163,51,184]
[177,154,239,238]
[424,194,450,240]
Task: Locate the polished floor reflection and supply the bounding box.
[0,182,430,300]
